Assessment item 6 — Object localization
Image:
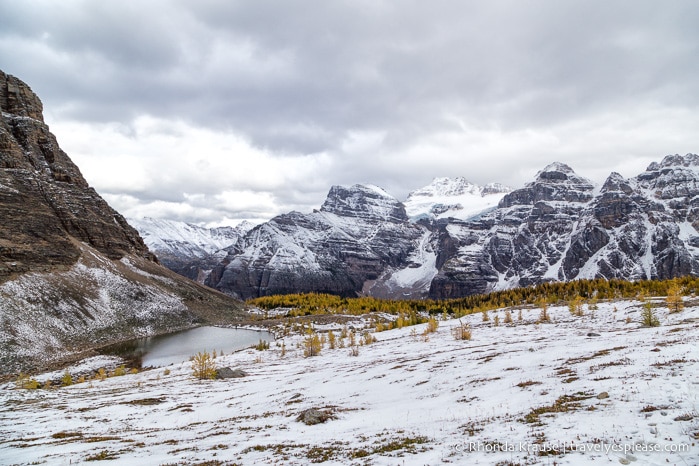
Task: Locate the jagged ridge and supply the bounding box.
[197,156,699,300]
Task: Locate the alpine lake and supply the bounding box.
[101,326,274,368]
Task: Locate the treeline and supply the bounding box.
[247,276,699,317]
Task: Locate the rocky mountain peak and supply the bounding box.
[407,178,511,200]
[408,177,480,198]
[600,172,633,195]
[500,162,594,207]
[1,71,155,277]
[320,184,407,223]
[638,153,699,201]
[233,220,256,235]
[404,177,510,221]
[535,162,590,185]
[0,70,44,122]
[647,153,699,171]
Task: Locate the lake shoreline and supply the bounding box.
[100,326,275,369]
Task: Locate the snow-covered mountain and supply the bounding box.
[206,184,431,299]
[142,154,699,300]
[404,177,511,221]
[431,162,599,297]
[129,217,253,258]
[143,179,510,298]
[128,217,253,282]
[431,156,699,298]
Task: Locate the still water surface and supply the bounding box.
[104,326,273,367]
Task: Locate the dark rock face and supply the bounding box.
[0,71,155,278]
[320,184,408,223]
[431,163,596,298]
[0,71,245,374]
[0,72,44,121]
[499,162,594,208]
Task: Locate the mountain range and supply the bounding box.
[0,70,245,374]
[3,65,699,373]
[132,154,699,300]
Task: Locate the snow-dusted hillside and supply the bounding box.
[128,217,253,282]
[2,299,697,464]
[0,243,246,374]
[128,217,252,259]
[404,177,511,221]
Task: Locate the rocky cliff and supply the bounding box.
[0,71,245,374]
[0,71,156,277]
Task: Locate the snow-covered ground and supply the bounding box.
[1,300,698,465]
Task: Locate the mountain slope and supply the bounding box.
[430,162,598,297]
[431,156,699,298]
[0,70,246,374]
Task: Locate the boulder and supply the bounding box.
[295,408,336,425]
[215,367,248,379]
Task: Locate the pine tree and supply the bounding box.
[303,334,322,357]
[641,301,660,327]
[666,281,684,313]
[192,351,217,379]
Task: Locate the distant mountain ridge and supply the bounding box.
[404,176,511,221]
[127,217,253,282]
[135,155,699,300]
[430,156,699,297]
[131,178,508,299]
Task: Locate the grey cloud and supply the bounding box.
[2,0,699,223]
[8,1,699,140]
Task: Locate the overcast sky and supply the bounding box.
[2,1,699,226]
